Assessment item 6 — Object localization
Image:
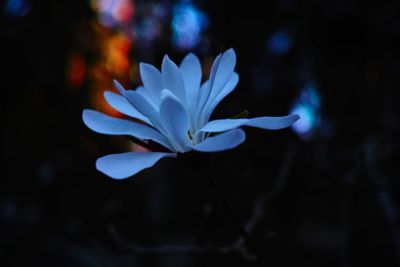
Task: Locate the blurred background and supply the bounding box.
[1,0,400,266]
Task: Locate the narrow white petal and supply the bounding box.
[197,114,300,134]
[199,72,239,127]
[161,55,187,108]
[104,91,151,124]
[159,91,193,152]
[245,114,300,129]
[136,86,159,108]
[206,72,239,120]
[123,90,161,127]
[139,63,162,102]
[209,49,236,99]
[194,129,246,152]
[113,79,126,94]
[197,54,221,113]
[96,152,176,179]
[82,109,173,150]
[199,118,248,133]
[194,80,210,130]
[197,49,237,127]
[180,53,202,108]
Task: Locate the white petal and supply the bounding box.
[197,114,300,134]
[123,90,161,127]
[139,63,162,102]
[104,91,151,124]
[209,49,236,99]
[197,49,237,126]
[197,54,221,113]
[199,118,248,133]
[194,129,246,152]
[197,80,210,112]
[180,53,202,109]
[195,80,210,129]
[206,72,239,120]
[82,109,173,150]
[136,86,159,108]
[96,152,176,179]
[113,79,126,94]
[159,90,193,152]
[207,54,222,90]
[199,72,239,127]
[244,114,300,129]
[161,55,187,107]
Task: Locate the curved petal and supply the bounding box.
[199,72,239,127]
[207,54,222,90]
[113,80,158,108]
[136,86,158,109]
[113,79,126,94]
[206,72,239,119]
[197,80,210,113]
[161,55,187,107]
[209,48,236,99]
[104,91,151,124]
[194,128,246,152]
[197,49,237,125]
[82,109,173,150]
[244,114,300,129]
[180,53,202,108]
[123,90,161,126]
[198,118,248,133]
[96,152,176,179]
[197,54,221,113]
[197,114,300,134]
[139,63,162,102]
[159,90,193,152]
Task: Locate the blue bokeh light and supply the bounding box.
[171,2,209,50]
[291,83,321,137]
[267,30,293,55]
[4,0,31,18]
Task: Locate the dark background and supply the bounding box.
[1,0,400,266]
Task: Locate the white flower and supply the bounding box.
[83,49,299,179]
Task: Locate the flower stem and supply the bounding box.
[178,152,262,260]
[204,171,261,260]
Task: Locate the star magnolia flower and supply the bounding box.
[82,49,299,179]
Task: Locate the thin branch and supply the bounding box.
[108,225,257,260]
[243,143,297,235]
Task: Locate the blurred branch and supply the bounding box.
[203,168,261,260]
[243,143,297,236]
[108,225,257,260]
[108,144,297,262]
[364,137,400,264]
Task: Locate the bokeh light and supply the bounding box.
[91,0,134,27]
[291,82,321,137]
[66,53,86,88]
[171,1,209,50]
[267,29,293,55]
[3,0,30,17]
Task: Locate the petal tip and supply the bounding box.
[103,90,113,99]
[139,62,151,71]
[82,109,96,128]
[95,158,128,180]
[289,114,301,124]
[82,109,91,120]
[224,48,236,58]
[113,79,125,94]
[162,54,171,63]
